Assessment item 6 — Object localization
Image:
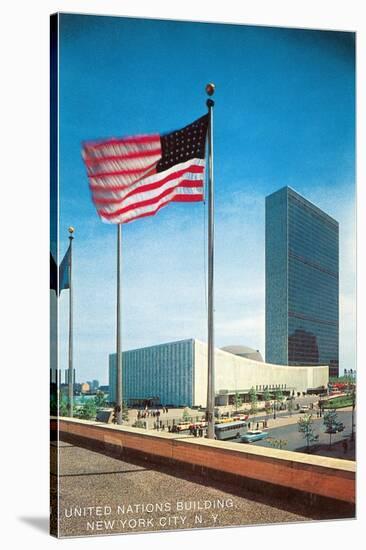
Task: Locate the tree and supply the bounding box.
[59,395,69,417]
[112,401,129,423]
[132,419,145,429]
[263,388,272,421]
[263,388,271,402]
[122,400,129,422]
[248,387,258,419]
[274,389,284,408]
[94,391,107,409]
[233,392,242,411]
[323,409,343,447]
[298,414,319,452]
[268,438,288,450]
[77,399,97,420]
[50,393,68,417]
[272,389,284,419]
[287,397,295,417]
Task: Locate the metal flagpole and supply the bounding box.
[116,223,123,424]
[68,226,74,417]
[206,83,215,439]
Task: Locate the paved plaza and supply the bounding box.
[51,437,350,538]
[121,400,355,461]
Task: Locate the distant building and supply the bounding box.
[64,369,76,385]
[109,339,328,407]
[50,368,61,386]
[80,382,90,394]
[91,379,99,391]
[99,385,109,393]
[265,187,339,377]
[85,380,100,392]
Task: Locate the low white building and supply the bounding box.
[109,338,329,407]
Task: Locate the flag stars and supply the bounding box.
[157,115,208,171]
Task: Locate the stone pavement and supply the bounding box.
[51,439,351,538]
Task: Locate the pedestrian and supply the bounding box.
[256,422,259,430]
[343,440,348,454]
[248,422,251,429]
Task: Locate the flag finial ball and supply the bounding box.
[68,226,74,234]
[205,83,215,96]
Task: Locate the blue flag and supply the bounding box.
[50,252,58,293]
[59,245,71,295]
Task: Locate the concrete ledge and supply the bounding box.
[52,417,355,507]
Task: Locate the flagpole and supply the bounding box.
[68,226,74,417]
[206,83,215,439]
[116,223,123,424]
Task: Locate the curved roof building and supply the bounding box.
[221,345,264,362]
[109,338,329,407]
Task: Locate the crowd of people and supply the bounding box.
[136,406,169,420]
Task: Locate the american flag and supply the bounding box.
[82,114,209,224]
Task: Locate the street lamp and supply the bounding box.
[318,395,323,418]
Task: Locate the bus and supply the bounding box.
[214,420,247,441]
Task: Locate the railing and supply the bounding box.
[53,417,356,506]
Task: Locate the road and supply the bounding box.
[51,438,337,538]
[238,411,355,458]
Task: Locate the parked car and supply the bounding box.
[299,405,310,413]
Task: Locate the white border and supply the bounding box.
[1,1,364,549]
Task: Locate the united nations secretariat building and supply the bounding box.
[109,339,329,408]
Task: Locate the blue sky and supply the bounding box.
[57,14,355,384]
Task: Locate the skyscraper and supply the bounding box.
[265,187,339,377]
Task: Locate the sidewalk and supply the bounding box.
[297,435,356,461]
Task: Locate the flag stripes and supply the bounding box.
[82,115,208,224]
